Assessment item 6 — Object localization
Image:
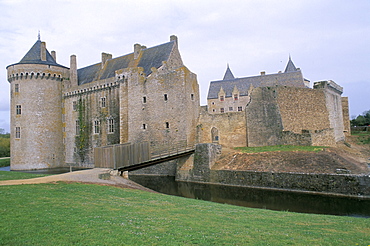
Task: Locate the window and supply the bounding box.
[15,84,19,92]
[15,127,20,139]
[73,101,77,111]
[191,94,194,100]
[142,124,146,130]
[234,94,238,100]
[16,105,21,115]
[212,109,215,112]
[143,96,147,103]
[101,97,106,108]
[229,107,233,111]
[238,106,243,112]
[165,122,169,128]
[76,120,80,135]
[94,120,100,134]
[164,94,168,101]
[220,108,224,113]
[220,96,224,101]
[108,118,114,133]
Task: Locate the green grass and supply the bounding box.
[235,145,328,153]
[351,131,370,144]
[0,158,10,167]
[0,171,50,181]
[0,182,368,245]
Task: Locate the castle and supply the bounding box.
[7,35,350,170]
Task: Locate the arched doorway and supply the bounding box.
[211,127,219,143]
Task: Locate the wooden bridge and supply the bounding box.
[94,141,195,172]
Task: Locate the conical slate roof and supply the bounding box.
[284,56,297,73]
[9,39,66,68]
[223,64,235,80]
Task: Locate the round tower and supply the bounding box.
[7,38,69,170]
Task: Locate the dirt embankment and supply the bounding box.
[214,136,370,174]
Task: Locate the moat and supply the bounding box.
[129,175,370,218]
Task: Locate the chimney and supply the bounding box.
[170,35,178,43]
[101,52,112,67]
[51,51,56,61]
[70,55,78,86]
[134,43,142,59]
[41,42,47,61]
[260,71,265,75]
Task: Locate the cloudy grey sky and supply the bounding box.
[0,0,369,132]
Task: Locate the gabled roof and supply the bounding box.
[8,39,67,68]
[78,41,175,85]
[223,64,235,80]
[207,60,305,99]
[284,55,297,73]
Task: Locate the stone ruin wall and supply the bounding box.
[197,106,246,147]
[245,86,339,147]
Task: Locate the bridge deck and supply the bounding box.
[118,148,195,172]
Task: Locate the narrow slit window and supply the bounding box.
[15,127,20,139]
[76,120,80,135]
[15,84,19,93]
[143,96,147,104]
[73,101,77,111]
[143,124,146,130]
[164,94,168,101]
[165,122,169,128]
[191,94,194,100]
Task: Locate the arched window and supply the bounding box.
[211,127,219,143]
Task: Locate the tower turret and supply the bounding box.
[7,38,69,170]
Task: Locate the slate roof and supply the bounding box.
[223,65,235,80]
[207,61,305,99]
[78,41,175,85]
[7,40,67,68]
[284,56,297,73]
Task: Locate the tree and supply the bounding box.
[351,110,370,127]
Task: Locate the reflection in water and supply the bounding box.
[129,175,370,218]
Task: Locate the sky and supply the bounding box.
[0,0,369,133]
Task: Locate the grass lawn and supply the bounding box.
[0,157,10,167]
[352,131,370,144]
[0,171,50,181]
[0,182,369,245]
[235,145,328,153]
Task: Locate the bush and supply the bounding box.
[0,137,10,157]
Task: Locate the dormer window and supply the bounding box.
[220,96,224,102]
[234,94,238,100]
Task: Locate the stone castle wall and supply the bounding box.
[8,64,69,170]
[63,78,121,166]
[198,107,246,147]
[341,97,351,136]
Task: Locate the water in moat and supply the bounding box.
[129,175,370,218]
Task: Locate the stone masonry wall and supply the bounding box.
[245,87,283,147]
[8,63,68,170]
[341,97,351,136]
[198,107,246,147]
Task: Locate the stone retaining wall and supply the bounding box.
[175,143,370,197]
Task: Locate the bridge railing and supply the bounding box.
[94,140,195,169]
[150,140,195,160]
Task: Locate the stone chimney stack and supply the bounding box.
[41,42,47,61]
[70,54,78,86]
[170,35,178,43]
[51,51,56,61]
[260,71,265,75]
[134,43,142,59]
[101,52,112,67]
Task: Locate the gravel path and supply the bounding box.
[0,168,155,192]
